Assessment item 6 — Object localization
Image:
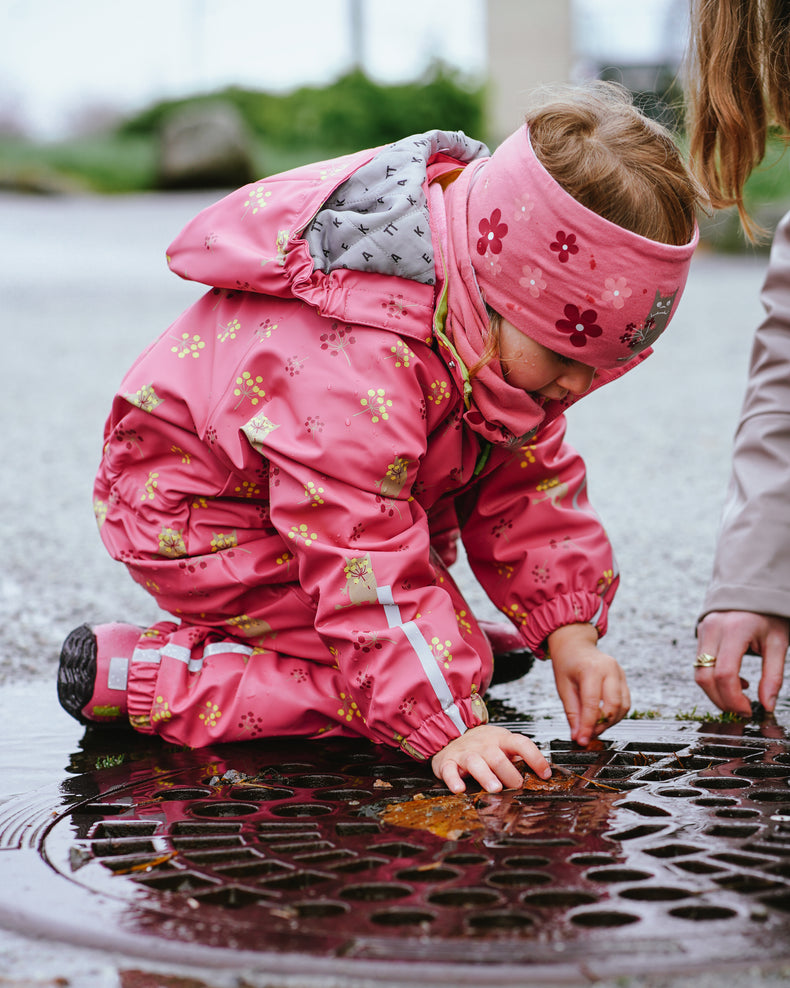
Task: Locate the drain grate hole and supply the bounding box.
[674,861,726,875]
[639,770,685,782]
[92,821,158,838]
[335,821,381,836]
[341,883,412,902]
[521,890,597,908]
[655,788,702,799]
[596,767,638,779]
[552,753,604,766]
[73,802,131,816]
[619,886,690,902]
[569,853,616,866]
[467,910,535,931]
[677,757,727,770]
[154,788,213,801]
[98,852,174,872]
[171,821,242,835]
[318,789,373,802]
[487,870,552,888]
[714,875,786,894]
[695,797,737,807]
[214,860,291,878]
[184,848,262,865]
[623,743,684,754]
[288,775,346,787]
[370,908,436,926]
[428,887,502,908]
[696,745,763,759]
[617,801,672,818]
[694,778,751,790]
[502,855,551,868]
[190,801,259,818]
[705,824,762,838]
[494,837,575,847]
[607,824,668,841]
[733,766,790,778]
[229,786,294,800]
[192,886,269,908]
[670,905,738,921]
[746,841,790,856]
[748,791,790,803]
[571,910,640,928]
[714,851,776,867]
[396,866,460,882]
[586,868,653,883]
[715,808,761,819]
[134,870,218,892]
[293,900,349,918]
[270,803,334,818]
[91,838,158,856]
[444,853,491,865]
[171,836,244,850]
[370,908,436,927]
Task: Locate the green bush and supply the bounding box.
[119,62,486,156]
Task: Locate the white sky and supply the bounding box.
[0,0,685,139]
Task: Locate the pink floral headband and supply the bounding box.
[465,127,699,369]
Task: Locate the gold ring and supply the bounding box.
[694,653,717,668]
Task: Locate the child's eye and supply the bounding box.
[554,352,573,366]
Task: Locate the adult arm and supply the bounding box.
[698,212,790,712]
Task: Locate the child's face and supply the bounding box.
[498,319,597,401]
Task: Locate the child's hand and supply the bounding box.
[548,623,630,746]
[431,724,552,794]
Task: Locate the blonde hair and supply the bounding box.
[468,82,703,378]
[526,82,702,246]
[686,0,790,240]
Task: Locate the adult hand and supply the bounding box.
[548,623,630,746]
[431,724,552,794]
[695,610,789,715]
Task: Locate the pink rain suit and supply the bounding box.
[94,131,626,760]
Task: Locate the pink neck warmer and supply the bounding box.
[437,125,698,446]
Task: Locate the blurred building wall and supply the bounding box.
[486,0,573,144]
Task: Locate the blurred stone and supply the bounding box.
[157,101,256,191]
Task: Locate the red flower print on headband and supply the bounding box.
[555,304,602,348]
[550,230,578,263]
[477,209,508,255]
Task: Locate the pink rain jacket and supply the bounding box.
[94,132,624,759]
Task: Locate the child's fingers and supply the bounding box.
[505,732,552,780]
[591,669,631,737]
[436,759,466,795]
[553,674,581,738]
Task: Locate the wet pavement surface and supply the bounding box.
[3,191,790,985]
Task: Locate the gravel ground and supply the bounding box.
[1,190,788,987]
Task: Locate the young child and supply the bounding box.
[58,83,701,795]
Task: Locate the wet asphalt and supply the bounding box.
[2,191,789,985]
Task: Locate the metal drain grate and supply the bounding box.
[2,720,790,982]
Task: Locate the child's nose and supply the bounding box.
[558,364,596,395]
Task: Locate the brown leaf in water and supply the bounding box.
[379,793,484,839]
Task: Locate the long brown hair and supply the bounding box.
[687,0,790,239]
